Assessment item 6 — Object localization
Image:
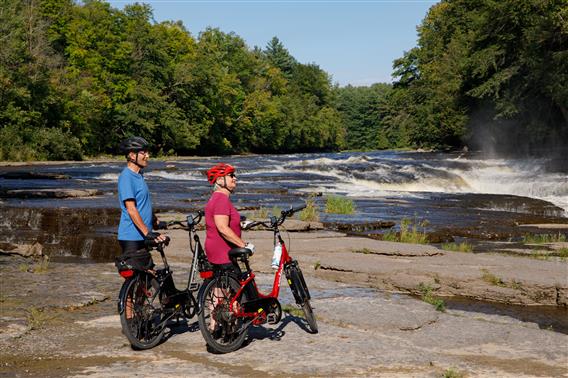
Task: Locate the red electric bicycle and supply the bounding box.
[197,204,318,353]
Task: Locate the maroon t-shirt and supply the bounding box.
[205,192,241,265]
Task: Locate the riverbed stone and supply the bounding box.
[1,189,102,199]
[0,242,43,257]
[0,172,70,180]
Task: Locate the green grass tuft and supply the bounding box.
[281,304,304,318]
[441,242,473,253]
[481,269,506,287]
[33,256,50,273]
[250,207,269,219]
[381,217,429,244]
[443,368,465,378]
[522,233,566,244]
[324,195,355,214]
[556,247,568,259]
[27,307,54,330]
[299,197,320,222]
[418,283,445,312]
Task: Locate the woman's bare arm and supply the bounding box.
[214,214,246,248]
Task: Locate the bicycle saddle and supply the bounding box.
[228,248,253,259]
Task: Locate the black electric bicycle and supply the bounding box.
[116,211,211,350]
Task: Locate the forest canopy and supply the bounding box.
[0,0,566,160]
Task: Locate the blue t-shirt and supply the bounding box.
[117,167,152,241]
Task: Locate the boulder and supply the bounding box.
[0,242,43,257]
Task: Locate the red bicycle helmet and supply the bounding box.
[206,163,235,184]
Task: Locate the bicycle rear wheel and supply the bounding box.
[119,274,165,350]
[198,275,248,353]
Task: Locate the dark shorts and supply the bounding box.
[116,240,154,271]
[211,262,241,276]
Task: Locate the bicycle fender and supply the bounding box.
[117,277,134,315]
[196,278,213,315]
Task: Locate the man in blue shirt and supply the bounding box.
[117,136,165,269]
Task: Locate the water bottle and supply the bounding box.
[271,241,282,269]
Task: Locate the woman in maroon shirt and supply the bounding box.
[204,163,253,270]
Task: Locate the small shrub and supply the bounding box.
[381,231,398,242]
[251,207,270,219]
[299,197,320,222]
[27,307,53,330]
[481,269,506,287]
[556,248,568,259]
[325,195,355,214]
[314,261,321,270]
[529,250,550,260]
[441,242,473,253]
[18,263,30,272]
[443,368,464,378]
[418,283,445,312]
[33,256,50,273]
[354,248,372,254]
[399,217,428,244]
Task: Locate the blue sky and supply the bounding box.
[107,0,438,86]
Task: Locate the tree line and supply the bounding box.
[0,0,344,160]
[1,0,566,160]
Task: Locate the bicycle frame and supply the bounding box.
[117,212,207,316]
[228,230,292,321]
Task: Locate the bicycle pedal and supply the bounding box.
[267,313,278,325]
[189,283,199,291]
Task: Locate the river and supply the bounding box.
[1,150,567,260]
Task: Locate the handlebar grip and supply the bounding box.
[292,204,307,213]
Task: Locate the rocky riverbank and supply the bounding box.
[1,225,567,377]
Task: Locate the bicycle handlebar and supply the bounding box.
[165,210,204,231]
[145,235,171,249]
[242,203,307,230]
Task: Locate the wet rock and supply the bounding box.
[278,219,323,231]
[0,207,120,261]
[0,242,43,258]
[0,189,102,199]
[0,172,70,180]
[324,220,395,232]
[518,223,568,230]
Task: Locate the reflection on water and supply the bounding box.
[445,296,568,335]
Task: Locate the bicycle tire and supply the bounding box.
[119,274,166,350]
[198,275,248,354]
[301,299,318,334]
[286,264,318,333]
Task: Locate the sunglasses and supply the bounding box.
[227,173,236,178]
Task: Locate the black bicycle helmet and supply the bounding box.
[119,136,149,154]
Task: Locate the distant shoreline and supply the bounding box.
[0,155,213,167]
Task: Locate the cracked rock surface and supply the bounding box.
[1,229,567,377]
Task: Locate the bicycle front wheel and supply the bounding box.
[198,275,248,353]
[286,263,318,334]
[119,274,165,350]
[301,299,318,334]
